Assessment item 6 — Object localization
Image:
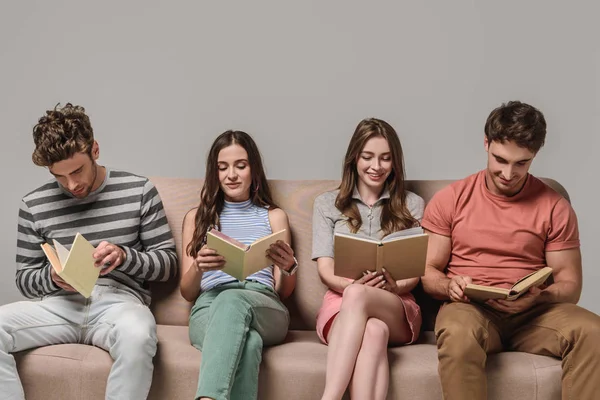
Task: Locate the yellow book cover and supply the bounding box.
[40,233,99,298]
[206,229,287,281]
[333,227,428,280]
[464,267,553,301]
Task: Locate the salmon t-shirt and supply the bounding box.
[421,170,579,289]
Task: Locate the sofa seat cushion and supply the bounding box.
[15,343,112,399]
[14,327,562,400]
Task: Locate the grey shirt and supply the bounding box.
[312,188,425,260]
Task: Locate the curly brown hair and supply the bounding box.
[336,118,418,236]
[32,103,95,167]
[484,101,546,153]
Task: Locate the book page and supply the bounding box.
[208,229,249,250]
[206,230,246,280]
[508,267,553,299]
[382,227,424,241]
[334,233,379,279]
[379,233,428,279]
[464,284,510,301]
[243,229,288,278]
[53,239,70,266]
[40,243,63,273]
[62,233,99,298]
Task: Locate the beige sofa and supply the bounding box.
[15,177,567,399]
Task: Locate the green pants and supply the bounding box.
[189,281,290,400]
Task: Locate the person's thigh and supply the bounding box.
[0,295,84,352]
[435,302,503,353]
[83,287,157,350]
[341,285,412,344]
[508,302,600,356]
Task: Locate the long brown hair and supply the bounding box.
[186,130,278,258]
[336,118,417,236]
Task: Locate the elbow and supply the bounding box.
[180,288,197,303]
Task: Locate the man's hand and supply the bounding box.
[447,275,472,302]
[486,287,542,314]
[93,241,127,275]
[50,267,77,292]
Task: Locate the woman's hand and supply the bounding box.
[194,245,225,273]
[354,270,386,288]
[266,240,296,273]
[380,267,400,293]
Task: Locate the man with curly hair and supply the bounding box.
[0,103,178,400]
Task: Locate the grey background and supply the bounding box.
[0,1,598,313]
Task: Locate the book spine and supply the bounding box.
[376,244,384,272]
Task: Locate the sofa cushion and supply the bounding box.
[15,343,111,399]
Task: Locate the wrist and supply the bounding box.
[279,256,298,276]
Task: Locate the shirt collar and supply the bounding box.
[351,186,391,204]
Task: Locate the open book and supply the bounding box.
[333,227,428,280]
[464,267,553,301]
[40,233,99,298]
[206,229,287,281]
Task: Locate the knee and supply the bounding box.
[114,311,157,352]
[573,309,600,348]
[435,307,487,353]
[211,290,251,318]
[341,284,368,310]
[362,318,389,352]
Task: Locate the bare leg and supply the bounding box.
[349,318,390,400]
[321,284,411,400]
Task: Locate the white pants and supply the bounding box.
[0,285,157,400]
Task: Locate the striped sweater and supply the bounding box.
[16,169,177,305]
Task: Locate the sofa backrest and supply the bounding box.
[148,177,570,331]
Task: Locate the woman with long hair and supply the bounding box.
[313,118,424,400]
[180,130,297,400]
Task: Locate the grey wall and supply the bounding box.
[1,1,598,313]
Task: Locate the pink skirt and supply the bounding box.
[316,288,422,345]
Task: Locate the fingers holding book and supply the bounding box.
[266,240,295,272]
[50,267,77,292]
[447,275,472,303]
[93,241,127,275]
[195,245,226,273]
[354,270,385,288]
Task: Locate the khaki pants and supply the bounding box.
[435,301,600,400]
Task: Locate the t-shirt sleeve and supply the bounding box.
[406,192,425,223]
[311,194,335,260]
[546,197,580,251]
[421,185,455,237]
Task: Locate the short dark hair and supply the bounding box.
[484,101,546,153]
[32,103,94,167]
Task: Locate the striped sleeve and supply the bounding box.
[16,200,60,298]
[116,180,178,281]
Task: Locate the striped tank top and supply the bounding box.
[200,199,275,292]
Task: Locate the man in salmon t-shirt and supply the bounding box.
[421,101,600,400]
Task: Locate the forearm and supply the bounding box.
[180,263,203,302]
[320,273,352,294]
[537,280,581,305]
[421,265,451,300]
[395,277,420,295]
[16,263,60,299]
[118,246,178,282]
[276,274,296,300]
